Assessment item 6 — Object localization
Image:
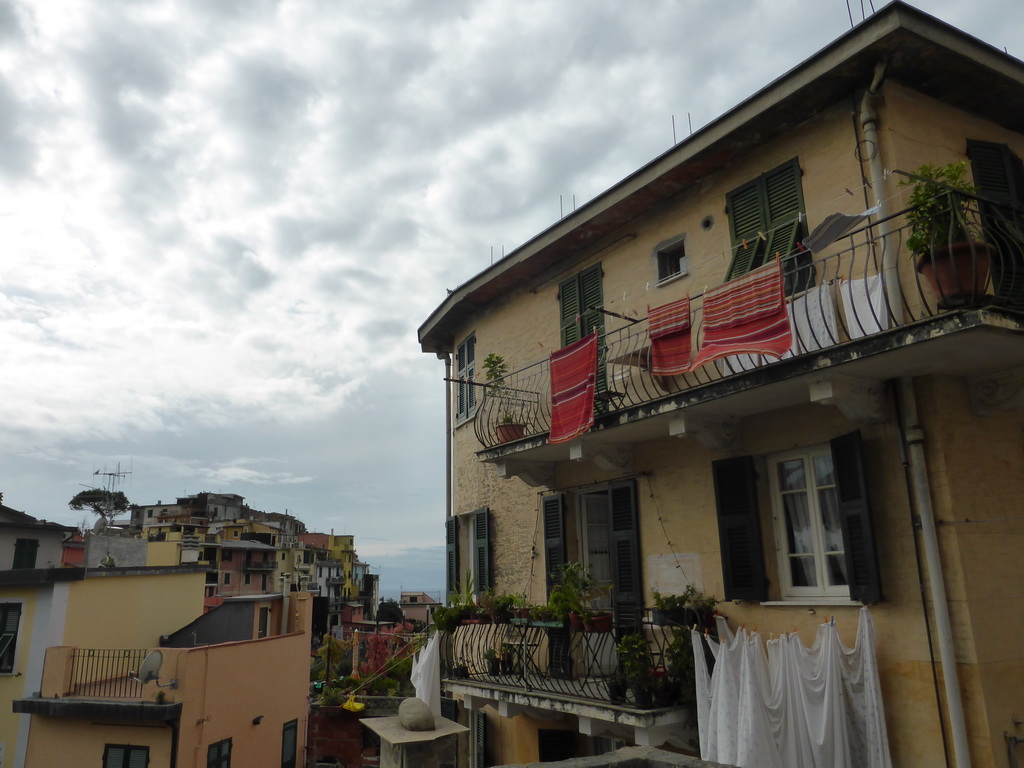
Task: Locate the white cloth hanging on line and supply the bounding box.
[692,607,892,768]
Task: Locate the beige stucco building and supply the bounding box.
[418,5,1024,767]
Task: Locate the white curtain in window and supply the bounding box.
[693,607,892,768]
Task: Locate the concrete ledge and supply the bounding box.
[361,714,468,744]
[496,745,736,768]
[13,696,182,722]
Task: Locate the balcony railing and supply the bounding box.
[244,558,277,571]
[473,193,1024,449]
[68,648,147,699]
[439,616,696,710]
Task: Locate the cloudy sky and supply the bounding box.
[1,0,1020,596]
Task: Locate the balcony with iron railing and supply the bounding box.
[439,613,699,743]
[472,193,1024,451]
[13,647,183,721]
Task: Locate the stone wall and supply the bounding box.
[308,697,401,768]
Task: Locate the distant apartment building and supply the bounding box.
[0,497,75,571]
[399,591,440,624]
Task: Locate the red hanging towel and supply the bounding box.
[648,296,692,376]
[690,260,793,371]
[548,332,599,444]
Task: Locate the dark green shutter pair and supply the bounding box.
[725,158,813,293]
[968,139,1024,308]
[444,508,491,597]
[558,263,608,406]
[12,538,38,569]
[474,709,488,768]
[102,745,149,768]
[712,430,882,604]
[541,482,641,628]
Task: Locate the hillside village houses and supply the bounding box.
[419,4,1024,768]
[0,489,383,767]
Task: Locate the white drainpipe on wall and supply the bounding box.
[897,381,971,768]
[860,59,903,325]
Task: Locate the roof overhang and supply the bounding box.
[417,1,1024,353]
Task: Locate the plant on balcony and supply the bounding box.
[482,352,525,441]
[616,632,655,708]
[510,593,531,620]
[450,659,470,679]
[500,642,523,675]
[607,673,629,705]
[483,647,501,675]
[900,162,991,307]
[663,630,697,708]
[651,586,718,631]
[549,562,613,631]
[478,590,515,623]
[431,605,464,633]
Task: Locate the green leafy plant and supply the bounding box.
[549,562,611,623]
[616,632,655,706]
[651,585,718,629]
[900,162,983,256]
[482,352,518,425]
[431,605,465,633]
[663,630,697,708]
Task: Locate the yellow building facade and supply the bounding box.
[419,6,1024,768]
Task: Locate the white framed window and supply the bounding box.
[768,445,848,599]
[652,234,687,283]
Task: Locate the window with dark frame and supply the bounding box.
[281,719,297,768]
[12,538,38,570]
[207,738,231,768]
[654,236,687,282]
[103,744,149,768]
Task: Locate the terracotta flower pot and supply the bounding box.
[496,423,525,443]
[916,242,992,308]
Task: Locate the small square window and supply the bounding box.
[653,236,687,282]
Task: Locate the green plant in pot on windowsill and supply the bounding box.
[900,161,992,308]
[482,352,525,443]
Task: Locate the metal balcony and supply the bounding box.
[473,193,1024,450]
[439,615,697,712]
[244,558,277,571]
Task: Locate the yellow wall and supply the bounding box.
[146,540,181,566]
[62,571,206,648]
[24,720,173,768]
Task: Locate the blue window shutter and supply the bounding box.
[473,508,490,592]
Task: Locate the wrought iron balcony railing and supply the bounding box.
[473,192,1024,449]
[68,648,148,699]
[439,615,699,711]
[244,558,277,571]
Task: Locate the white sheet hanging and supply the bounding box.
[840,275,890,338]
[692,608,892,768]
[410,631,441,719]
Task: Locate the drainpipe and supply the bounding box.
[439,352,453,520]
[169,719,179,768]
[859,59,903,324]
[897,377,971,768]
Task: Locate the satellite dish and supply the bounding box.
[138,651,163,683]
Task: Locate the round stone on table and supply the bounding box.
[398,697,435,731]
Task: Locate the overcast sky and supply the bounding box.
[1,0,1020,596]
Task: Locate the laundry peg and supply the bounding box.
[742,238,748,250]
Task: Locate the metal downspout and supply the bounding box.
[859,59,903,324]
[897,377,971,768]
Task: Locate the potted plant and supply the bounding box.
[449,659,470,679]
[663,629,697,709]
[550,562,613,631]
[901,162,992,307]
[482,352,525,442]
[484,647,501,675]
[616,632,654,708]
[431,604,464,634]
[651,586,718,632]
[500,643,522,675]
[607,673,628,705]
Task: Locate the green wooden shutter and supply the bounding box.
[440,696,458,721]
[474,709,488,768]
[609,482,642,631]
[542,495,566,593]
[445,518,459,600]
[726,158,806,283]
[726,181,767,280]
[968,139,1024,308]
[830,431,883,604]
[127,747,148,768]
[473,507,491,592]
[456,335,477,420]
[559,274,583,346]
[712,456,767,601]
[12,539,38,570]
